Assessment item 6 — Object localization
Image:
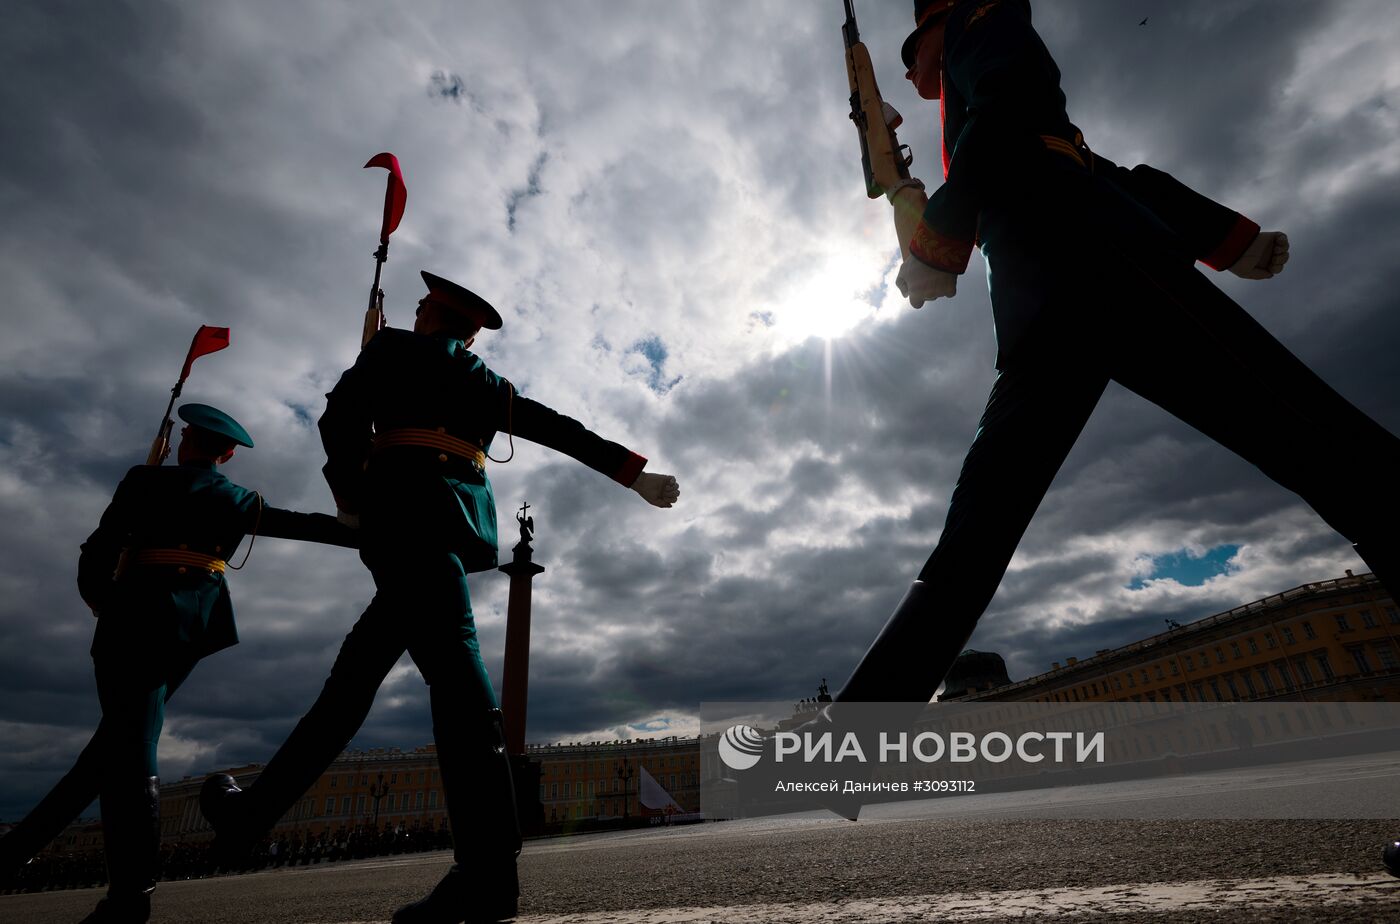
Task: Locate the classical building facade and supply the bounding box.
[946,572,1398,704]
[150,736,701,846]
[534,735,699,825]
[158,747,453,845]
[48,573,1392,853]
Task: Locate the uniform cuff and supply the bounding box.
[614,452,647,487]
[1201,214,1261,271]
[910,221,974,274]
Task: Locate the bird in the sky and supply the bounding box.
[1139,17,1149,26]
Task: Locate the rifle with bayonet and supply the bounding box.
[842,0,929,265]
[361,153,407,348]
[144,325,231,465]
[107,325,231,593]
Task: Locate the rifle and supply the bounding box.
[109,325,231,593]
[144,325,231,464]
[362,153,408,348]
[842,0,929,265]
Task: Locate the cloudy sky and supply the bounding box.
[2,0,1398,820]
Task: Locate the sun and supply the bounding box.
[767,248,891,347]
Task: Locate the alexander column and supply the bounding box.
[499,502,545,832]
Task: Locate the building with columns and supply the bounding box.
[41,571,1389,856]
[149,736,701,847]
[942,571,1398,704]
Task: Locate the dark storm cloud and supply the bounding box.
[2,0,1397,821]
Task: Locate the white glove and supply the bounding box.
[337,509,361,529]
[896,257,957,308]
[630,472,680,508]
[1228,230,1289,280]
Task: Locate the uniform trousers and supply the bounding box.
[839,240,1400,704]
[243,547,520,870]
[0,644,193,873]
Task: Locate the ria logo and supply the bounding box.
[717,725,765,770]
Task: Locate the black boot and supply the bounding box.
[77,893,151,924]
[393,863,518,924]
[780,703,864,821]
[199,773,257,868]
[81,776,159,923]
[792,580,977,821]
[393,704,520,923]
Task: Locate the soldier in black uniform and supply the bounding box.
[201,272,680,923]
[826,0,1400,829]
[0,405,357,923]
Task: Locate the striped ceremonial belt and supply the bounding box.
[373,428,486,470]
[1040,133,1089,170]
[131,549,227,574]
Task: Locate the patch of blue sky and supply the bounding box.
[285,401,315,428]
[505,152,548,232]
[629,336,681,394]
[1129,544,1240,589]
[631,717,673,733]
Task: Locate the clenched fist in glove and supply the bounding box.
[630,472,680,508]
[1228,231,1290,280]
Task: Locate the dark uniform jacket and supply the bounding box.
[318,327,647,572]
[909,0,1263,368]
[79,460,355,660]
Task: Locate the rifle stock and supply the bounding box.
[109,326,228,598]
[889,185,929,265]
[843,1,929,263]
[111,415,176,593]
[361,287,385,348]
[145,417,174,466]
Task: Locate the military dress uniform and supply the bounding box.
[0,405,356,923]
[202,274,655,923]
[834,0,1400,706]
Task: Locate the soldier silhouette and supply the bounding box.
[0,404,356,923]
[821,0,1400,860]
[201,271,680,923]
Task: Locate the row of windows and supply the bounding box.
[1049,608,1400,704]
[1334,606,1397,631]
[1347,640,1400,673]
[544,756,695,778]
[322,790,438,817]
[1047,643,1400,704]
[1103,708,1348,761]
[543,773,697,800]
[547,800,646,821]
[328,769,435,789]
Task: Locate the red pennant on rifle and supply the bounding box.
[180,325,230,380]
[364,152,407,243]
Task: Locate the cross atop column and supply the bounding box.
[515,501,536,553]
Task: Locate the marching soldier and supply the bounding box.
[201,272,680,923]
[824,0,1400,827]
[0,404,357,923]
